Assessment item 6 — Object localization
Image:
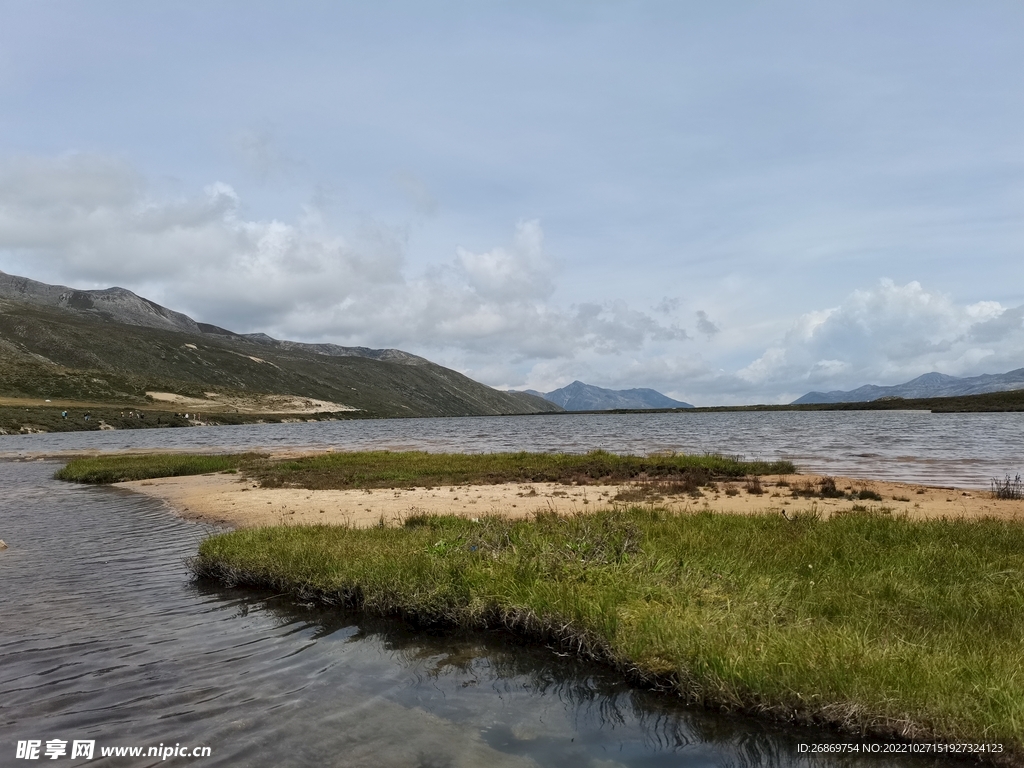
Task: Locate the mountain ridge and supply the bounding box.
[793,368,1024,404]
[0,270,427,365]
[0,270,561,418]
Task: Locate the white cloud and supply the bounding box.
[4,155,1022,407]
[0,153,686,363]
[456,219,552,302]
[737,279,1024,392]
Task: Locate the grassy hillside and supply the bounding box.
[0,299,560,422]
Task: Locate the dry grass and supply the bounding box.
[993,474,1024,500]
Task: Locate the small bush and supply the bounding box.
[818,476,845,498]
[745,477,764,495]
[993,474,1024,500]
[615,472,709,502]
[791,480,817,498]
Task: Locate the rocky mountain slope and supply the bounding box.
[793,369,1024,405]
[0,270,560,418]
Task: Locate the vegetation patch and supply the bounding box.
[56,449,794,488]
[992,474,1024,501]
[192,508,1024,755]
[611,474,710,503]
[790,477,884,502]
[242,450,794,490]
[55,453,257,483]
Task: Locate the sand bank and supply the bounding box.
[119,472,1024,529]
[145,391,357,414]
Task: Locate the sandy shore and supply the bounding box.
[118,472,1024,529]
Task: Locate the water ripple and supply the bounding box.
[0,461,978,767]
[4,411,1024,488]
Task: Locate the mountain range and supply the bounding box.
[519,380,693,411]
[0,270,560,418]
[793,369,1024,405]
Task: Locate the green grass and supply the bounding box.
[56,449,795,487]
[193,509,1024,753]
[248,450,795,490]
[54,453,256,483]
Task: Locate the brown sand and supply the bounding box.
[118,473,1024,530]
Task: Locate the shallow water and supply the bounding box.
[0,461,972,767]
[3,410,1024,489]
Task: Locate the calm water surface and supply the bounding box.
[1,461,970,767]
[3,411,1023,489]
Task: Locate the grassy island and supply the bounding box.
[193,508,1024,758]
[55,449,794,487]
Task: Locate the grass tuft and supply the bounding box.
[992,474,1024,500]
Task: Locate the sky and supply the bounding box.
[1,2,1022,405]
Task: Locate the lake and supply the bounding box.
[3,410,1023,489]
[0,459,971,767]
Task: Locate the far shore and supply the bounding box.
[4,383,1024,436]
[120,470,1023,530]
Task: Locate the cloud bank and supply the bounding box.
[2,154,1022,405]
[738,280,1023,393]
[0,153,685,362]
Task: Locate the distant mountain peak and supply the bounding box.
[521,380,693,411]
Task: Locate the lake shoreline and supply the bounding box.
[120,469,1022,529]
[190,508,1024,766]
[51,449,1024,764]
